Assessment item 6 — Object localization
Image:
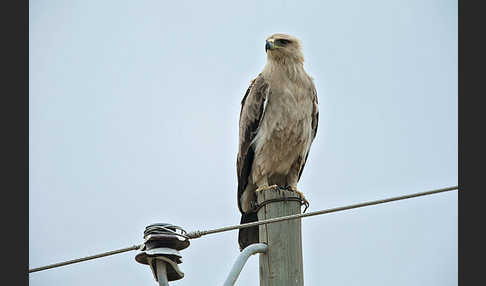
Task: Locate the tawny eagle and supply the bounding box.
[237,33,319,250]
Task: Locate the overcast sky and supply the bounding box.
[29,0,457,285]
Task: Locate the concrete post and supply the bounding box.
[257,188,304,286]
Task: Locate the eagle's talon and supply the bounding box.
[302,200,309,213]
[255,184,279,193]
[287,185,310,212]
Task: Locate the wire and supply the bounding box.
[29,185,458,273]
[29,245,142,273]
[185,185,458,238]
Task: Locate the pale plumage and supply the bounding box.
[237,34,319,250]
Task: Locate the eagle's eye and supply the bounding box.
[276,39,291,46]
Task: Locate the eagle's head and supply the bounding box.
[265,33,304,63]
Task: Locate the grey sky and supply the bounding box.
[29,0,457,285]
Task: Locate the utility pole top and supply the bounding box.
[257,188,304,286]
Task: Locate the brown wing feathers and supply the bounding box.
[297,88,319,181]
[236,74,268,213]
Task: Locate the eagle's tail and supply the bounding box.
[238,212,259,251]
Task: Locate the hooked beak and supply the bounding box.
[265,39,275,52]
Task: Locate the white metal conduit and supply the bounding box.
[223,243,268,286]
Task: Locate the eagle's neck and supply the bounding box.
[263,58,310,87]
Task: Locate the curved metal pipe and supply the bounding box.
[223,243,268,286]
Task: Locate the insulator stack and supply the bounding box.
[135,223,190,285]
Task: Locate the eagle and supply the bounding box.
[237,33,319,250]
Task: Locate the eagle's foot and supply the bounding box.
[255,184,279,193]
[287,185,310,212]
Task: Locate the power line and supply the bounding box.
[29,245,141,273]
[29,185,458,273]
[186,185,458,238]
